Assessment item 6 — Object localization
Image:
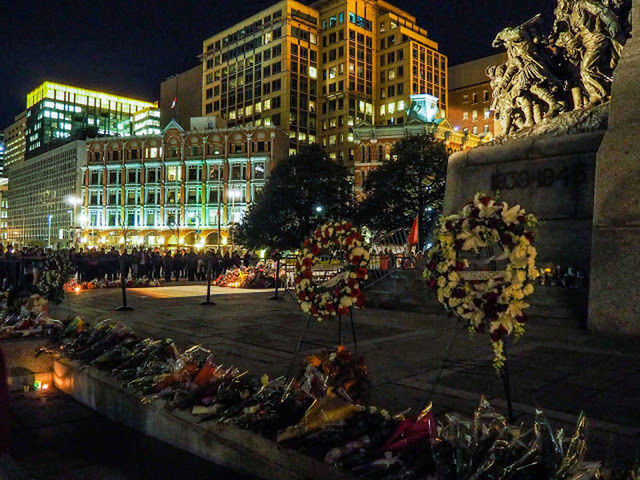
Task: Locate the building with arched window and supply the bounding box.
[81,120,288,248]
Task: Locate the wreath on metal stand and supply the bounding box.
[424,193,538,421]
[289,221,370,374]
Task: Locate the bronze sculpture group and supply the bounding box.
[488,0,632,135]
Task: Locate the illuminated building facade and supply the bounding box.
[353,95,483,199]
[0,178,8,241]
[3,111,27,168]
[7,140,86,247]
[200,0,446,168]
[0,134,4,177]
[202,1,319,157]
[80,121,288,248]
[448,53,507,139]
[25,81,159,159]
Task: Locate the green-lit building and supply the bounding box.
[25,82,159,159]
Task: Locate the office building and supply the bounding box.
[160,65,203,129]
[0,134,4,177]
[3,111,27,168]
[448,52,507,139]
[0,178,7,242]
[25,81,159,159]
[200,0,446,168]
[80,120,288,248]
[7,141,86,247]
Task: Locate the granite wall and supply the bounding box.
[444,130,605,273]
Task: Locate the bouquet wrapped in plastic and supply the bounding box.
[430,397,602,480]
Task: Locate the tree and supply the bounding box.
[355,134,448,247]
[234,144,353,250]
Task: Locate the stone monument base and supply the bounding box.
[445,125,605,275]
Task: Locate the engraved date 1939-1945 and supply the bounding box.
[490,164,587,191]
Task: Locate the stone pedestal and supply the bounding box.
[445,130,604,273]
[588,1,640,335]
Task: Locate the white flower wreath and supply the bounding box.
[424,193,538,371]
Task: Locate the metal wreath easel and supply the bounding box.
[427,245,516,422]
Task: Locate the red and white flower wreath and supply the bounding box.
[295,221,369,320]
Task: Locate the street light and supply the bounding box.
[65,195,82,249]
[227,188,242,248]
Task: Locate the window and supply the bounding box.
[252,162,265,179]
[90,170,102,185]
[165,188,180,204]
[89,190,102,206]
[166,165,180,182]
[107,211,120,227]
[472,110,478,121]
[107,189,120,205]
[146,166,159,183]
[484,108,490,119]
[127,168,140,184]
[146,188,159,205]
[126,189,139,205]
[483,90,490,102]
[187,165,200,181]
[463,111,469,120]
[146,210,157,227]
[463,94,469,104]
[472,93,478,104]
[230,163,246,180]
[208,164,221,181]
[108,169,120,185]
[186,187,198,204]
[472,126,478,135]
[208,185,220,203]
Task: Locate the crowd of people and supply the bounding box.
[0,243,422,290]
[0,244,262,287]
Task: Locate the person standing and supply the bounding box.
[186,248,197,282]
[162,251,173,282]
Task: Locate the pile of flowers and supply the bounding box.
[64,277,162,292]
[424,193,538,371]
[214,264,284,289]
[38,319,610,479]
[298,344,370,404]
[0,294,62,339]
[295,221,369,320]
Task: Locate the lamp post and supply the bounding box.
[227,188,241,249]
[47,214,52,249]
[65,195,82,249]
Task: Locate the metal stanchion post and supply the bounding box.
[201,258,216,306]
[116,256,134,311]
[269,256,283,301]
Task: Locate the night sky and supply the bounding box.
[0,0,555,128]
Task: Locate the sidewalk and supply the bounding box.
[50,284,640,464]
[8,386,252,480]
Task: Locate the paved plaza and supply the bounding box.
[46,282,640,462]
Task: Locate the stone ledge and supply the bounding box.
[465,130,604,166]
[53,359,353,480]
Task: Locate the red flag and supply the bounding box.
[408,216,419,246]
[171,96,177,109]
